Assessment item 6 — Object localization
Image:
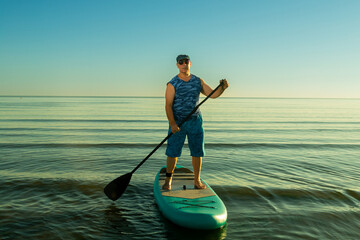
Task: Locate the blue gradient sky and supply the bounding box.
[1,0,359,97]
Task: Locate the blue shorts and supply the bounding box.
[166,115,205,158]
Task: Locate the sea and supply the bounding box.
[0,96,359,240]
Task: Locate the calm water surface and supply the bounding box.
[0,96,359,239]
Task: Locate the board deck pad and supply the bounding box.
[159,167,215,199]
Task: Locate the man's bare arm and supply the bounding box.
[165,83,180,133]
[201,79,229,98]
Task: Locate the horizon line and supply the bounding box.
[0,95,359,100]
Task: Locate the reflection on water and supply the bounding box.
[163,218,227,240]
[104,204,137,236]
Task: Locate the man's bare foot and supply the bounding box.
[194,180,206,189]
[162,183,171,190]
[162,178,172,190]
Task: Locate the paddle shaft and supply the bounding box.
[130,82,223,175]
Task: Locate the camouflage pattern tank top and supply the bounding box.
[168,74,202,122]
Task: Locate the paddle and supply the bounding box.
[104,81,224,201]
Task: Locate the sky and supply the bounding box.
[1,0,360,98]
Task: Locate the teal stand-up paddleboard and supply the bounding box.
[154,165,227,229]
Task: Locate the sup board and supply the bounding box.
[153,165,227,229]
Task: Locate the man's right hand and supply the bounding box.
[170,124,180,133]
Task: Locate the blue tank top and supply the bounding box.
[168,75,202,122]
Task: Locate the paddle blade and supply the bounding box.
[104,172,132,201]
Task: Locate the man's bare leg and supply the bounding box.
[192,156,206,189]
[162,156,177,190]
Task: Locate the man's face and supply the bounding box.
[177,59,191,73]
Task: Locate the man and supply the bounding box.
[163,54,229,190]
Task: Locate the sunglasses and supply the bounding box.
[178,59,189,65]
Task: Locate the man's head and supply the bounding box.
[176,54,191,74]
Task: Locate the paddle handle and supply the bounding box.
[130,82,224,174]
